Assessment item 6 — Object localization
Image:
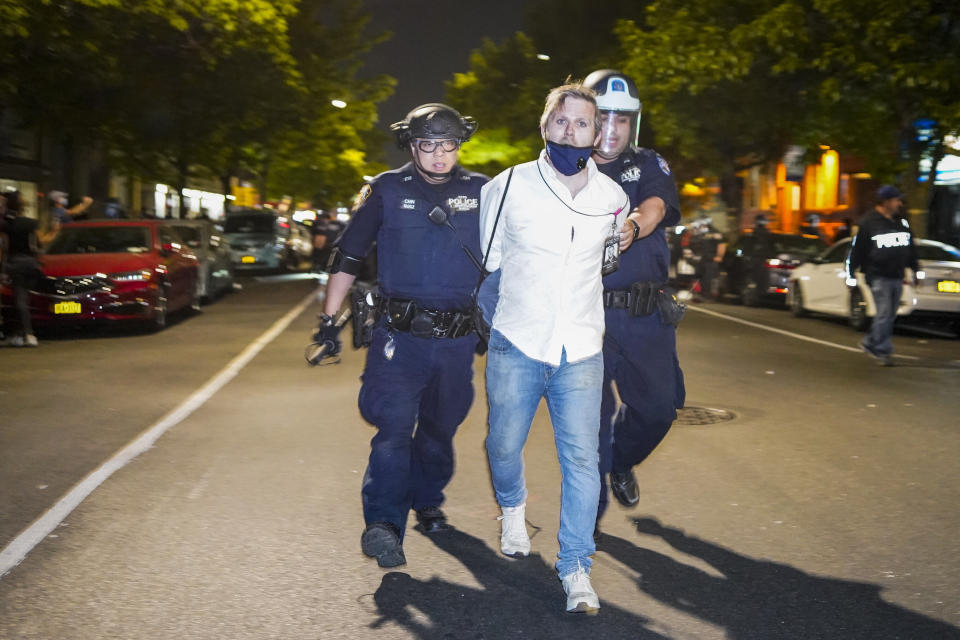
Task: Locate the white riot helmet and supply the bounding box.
[584,69,642,160]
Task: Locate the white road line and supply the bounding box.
[686,305,920,361]
[0,286,321,579]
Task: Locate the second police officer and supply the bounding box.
[315,103,488,567]
[584,70,686,537]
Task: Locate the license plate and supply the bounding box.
[53,301,82,314]
[937,280,960,293]
[241,255,256,264]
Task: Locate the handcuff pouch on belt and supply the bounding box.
[629,282,659,317]
[603,282,685,325]
[350,285,380,349]
[380,298,475,339]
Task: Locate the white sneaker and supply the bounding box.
[497,503,530,557]
[561,568,600,614]
[7,335,24,347]
[24,334,38,347]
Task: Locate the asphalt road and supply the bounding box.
[1,276,959,639]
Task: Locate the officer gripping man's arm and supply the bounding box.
[620,195,667,250]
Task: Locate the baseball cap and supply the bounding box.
[876,185,903,201]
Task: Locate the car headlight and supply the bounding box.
[108,270,154,283]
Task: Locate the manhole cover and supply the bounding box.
[675,406,736,426]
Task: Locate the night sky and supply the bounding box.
[362,0,536,164]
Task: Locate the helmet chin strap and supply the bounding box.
[594,148,621,162]
[412,152,453,182]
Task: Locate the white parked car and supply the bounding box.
[788,237,960,331]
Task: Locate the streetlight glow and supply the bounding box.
[331,99,347,109]
[536,53,550,61]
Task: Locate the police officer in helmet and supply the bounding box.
[314,103,488,567]
[584,69,685,538]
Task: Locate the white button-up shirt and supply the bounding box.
[480,150,629,366]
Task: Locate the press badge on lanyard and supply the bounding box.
[601,207,624,276]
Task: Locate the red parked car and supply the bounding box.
[3,220,200,331]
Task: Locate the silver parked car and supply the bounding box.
[788,237,960,331]
[223,209,313,273]
[163,219,235,302]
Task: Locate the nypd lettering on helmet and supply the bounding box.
[656,153,671,175]
[401,198,416,210]
[620,166,642,183]
[872,232,911,248]
[447,195,479,212]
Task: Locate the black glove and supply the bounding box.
[306,314,343,365]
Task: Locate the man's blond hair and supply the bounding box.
[539,82,601,136]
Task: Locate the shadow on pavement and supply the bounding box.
[595,517,960,640]
[370,528,669,639]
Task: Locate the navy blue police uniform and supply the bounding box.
[596,148,685,520]
[335,162,488,538]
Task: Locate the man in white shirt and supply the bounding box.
[479,82,630,614]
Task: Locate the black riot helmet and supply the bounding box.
[390,103,478,149]
[584,69,642,160]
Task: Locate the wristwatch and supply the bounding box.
[630,218,641,241]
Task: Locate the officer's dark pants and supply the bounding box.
[598,308,685,520]
[358,325,477,540]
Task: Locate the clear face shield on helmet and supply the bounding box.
[586,70,643,161]
[596,109,640,160]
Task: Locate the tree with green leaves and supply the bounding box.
[616,0,960,208]
[446,0,650,177]
[0,0,394,212]
[259,0,395,207]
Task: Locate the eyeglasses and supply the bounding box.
[416,139,459,153]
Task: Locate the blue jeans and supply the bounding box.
[484,329,602,578]
[865,277,902,357]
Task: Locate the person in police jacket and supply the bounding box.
[847,185,919,366]
[584,70,686,537]
[315,103,488,567]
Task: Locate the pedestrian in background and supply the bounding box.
[847,185,919,366]
[313,103,487,568]
[480,82,628,614]
[834,217,853,243]
[1,190,55,347]
[103,197,126,219]
[689,219,726,300]
[311,210,344,273]
[48,190,93,226]
[584,69,686,539]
